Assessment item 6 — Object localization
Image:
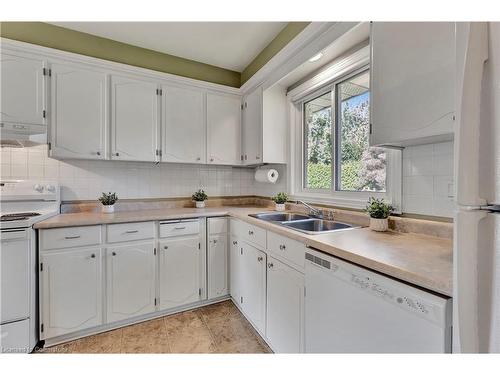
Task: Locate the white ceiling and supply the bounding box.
[49,22,287,72]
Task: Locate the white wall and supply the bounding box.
[402,141,455,217]
[0,145,281,201]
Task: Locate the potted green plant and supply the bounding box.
[192,189,208,208]
[365,197,393,232]
[98,192,118,214]
[271,192,288,212]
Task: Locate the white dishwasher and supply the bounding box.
[305,248,452,353]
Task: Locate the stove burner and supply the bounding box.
[1,212,41,222]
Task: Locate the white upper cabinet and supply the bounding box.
[242,84,287,165]
[242,86,263,165]
[49,62,107,160]
[159,235,203,310]
[40,247,102,339]
[111,75,159,162]
[207,92,241,165]
[0,52,45,126]
[370,22,455,147]
[106,242,156,323]
[162,85,206,164]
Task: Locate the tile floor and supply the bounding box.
[38,300,272,354]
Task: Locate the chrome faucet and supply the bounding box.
[296,200,324,219]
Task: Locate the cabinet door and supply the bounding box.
[159,236,203,310]
[111,75,159,161]
[162,85,206,164]
[242,86,262,165]
[50,62,107,159]
[370,22,455,146]
[106,242,156,323]
[207,92,241,165]
[240,242,266,333]
[229,236,241,305]
[40,247,102,339]
[266,256,304,353]
[0,52,45,125]
[208,234,228,299]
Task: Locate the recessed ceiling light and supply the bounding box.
[308,52,323,63]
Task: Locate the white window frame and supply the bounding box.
[287,46,402,212]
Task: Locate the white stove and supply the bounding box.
[0,180,60,353]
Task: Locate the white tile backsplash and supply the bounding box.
[0,145,278,201]
[402,141,455,217]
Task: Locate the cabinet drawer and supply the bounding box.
[267,231,305,271]
[208,217,228,235]
[230,219,266,249]
[107,222,155,243]
[159,219,200,238]
[41,226,101,250]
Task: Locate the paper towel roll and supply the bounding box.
[254,168,279,184]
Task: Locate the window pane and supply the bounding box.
[304,92,332,189]
[337,71,386,192]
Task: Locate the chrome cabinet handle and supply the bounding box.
[256,156,260,160]
[174,226,186,230]
[125,230,139,234]
[196,157,201,161]
[257,256,263,262]
[115,152,119,156]
[64,235,80,239]
[213,239,217,244]
[112,251,117,256]
[96,151,101,156]
[232,240,238,245]
[279,244,286,250]
[91,254,96,258]
[210,158,214,162]
[268,262,273,269]
[164,246,168,250]
[248,230,254,235]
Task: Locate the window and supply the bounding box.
[302,69,387,194]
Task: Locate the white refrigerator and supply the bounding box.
[454,22,500,353]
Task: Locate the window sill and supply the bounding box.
[290,192,385,211]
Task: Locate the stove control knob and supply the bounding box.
[34,184,44,193]
[46,184,56,193]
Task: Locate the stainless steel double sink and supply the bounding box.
[248,212,359,235]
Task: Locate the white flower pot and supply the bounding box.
[195,201,206,208]
[275,203,286,212]
[102,204,115,214]
[370,217,388,232]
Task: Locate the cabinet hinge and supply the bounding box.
[43,68,51,77]
[240,155,243,161]
[198,288,202,296]
[40,323,44,333]
[240,247,243,255]
[154,247,157,255]
[155,149,159,156]
[198,242,201,250]
[40,263,43,272]
[240,296,243,304]
[369,123,373,134]
[47,142,52,151]
[42,110,46,119]
[244,102,248,108]
[156,88,163,96]
[154,298,157,306]
[241,104,244,110]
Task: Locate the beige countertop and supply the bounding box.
[34,206,453,297]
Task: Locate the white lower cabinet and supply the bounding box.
[106,242,156,323]
[159,235,204,310]
[40,247,103,339]
[208,234,228,299]
[229,236,241,306]
[240,242,267,334]
[266,256,304,353]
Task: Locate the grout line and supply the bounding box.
[195,307,220,353]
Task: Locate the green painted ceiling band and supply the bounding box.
[240,22,310,85]
[0,22,241,88]
[0,21,310,88]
